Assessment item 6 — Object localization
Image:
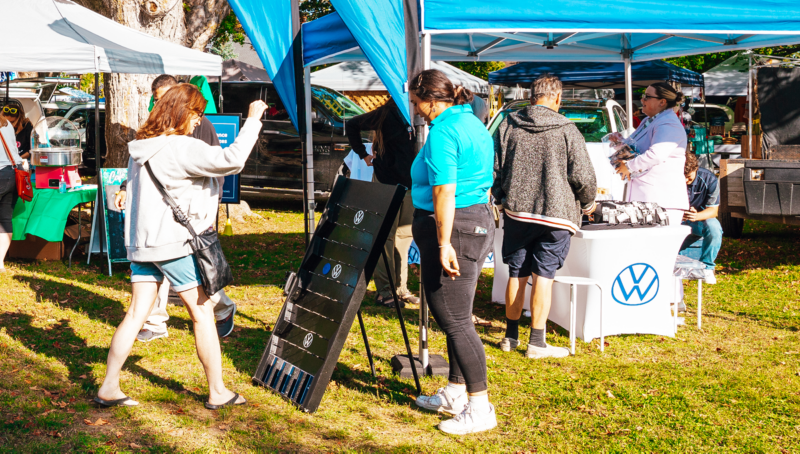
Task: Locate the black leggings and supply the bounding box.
[0,167,17,234]
[412,203,494,393]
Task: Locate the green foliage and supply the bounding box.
[666,46,800,73]
[210,10,246,49]
[300,0,334,22]
[449,61,506,80]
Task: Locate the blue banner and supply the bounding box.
[207,114,242,204]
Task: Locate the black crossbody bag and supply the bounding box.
[145,162,233,296]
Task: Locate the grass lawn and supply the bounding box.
[1,197,799,453]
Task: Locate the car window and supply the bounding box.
[68,109,91,127]
[216,83,264,117]
[310,86,365,121]
[559,107,610,142]
[690,106,729,125]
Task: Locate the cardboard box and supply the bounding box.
[8,235,65,260]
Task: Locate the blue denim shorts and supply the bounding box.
[130,255,202,292]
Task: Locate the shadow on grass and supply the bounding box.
[0,312,202,402]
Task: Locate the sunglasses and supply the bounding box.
[2,106,19,115]
[641,93,663,101]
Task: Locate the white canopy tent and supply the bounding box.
[704,54,749,96]
[0,0,221,75]
[310,61,489,94]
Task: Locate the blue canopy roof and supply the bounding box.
[303,1,800,65]
[488,61,704,88]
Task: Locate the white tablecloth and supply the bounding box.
[492,218,690,341]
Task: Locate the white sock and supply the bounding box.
[468,394,490,412]
[445,383,466,397]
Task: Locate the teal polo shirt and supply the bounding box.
[410,104,494,212]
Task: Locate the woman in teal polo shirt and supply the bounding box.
[408,69,496,435]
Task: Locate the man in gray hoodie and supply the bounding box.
[492,74,597,359]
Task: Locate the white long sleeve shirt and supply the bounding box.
[627,109,690,210]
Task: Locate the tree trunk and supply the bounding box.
[74,0,230,169]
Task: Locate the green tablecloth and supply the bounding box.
[12,187,97,242]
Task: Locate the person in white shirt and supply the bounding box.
[0,106,23,271]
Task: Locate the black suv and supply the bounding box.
[211,82,368,193]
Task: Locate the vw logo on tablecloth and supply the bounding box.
[353,210,364,225]
[331,264,342,279]
[303,333,314,348]
[612,263,659,306]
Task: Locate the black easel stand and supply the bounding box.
[355,250,422,394]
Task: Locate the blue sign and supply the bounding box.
[612,263,660,306]
[207,114,241,204]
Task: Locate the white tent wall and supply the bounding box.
[704,53,751,97]
[310,61,489,94]
[0,0,221,75]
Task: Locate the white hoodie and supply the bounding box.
[124,117,261,262]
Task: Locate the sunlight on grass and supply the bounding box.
[1,202,799,452]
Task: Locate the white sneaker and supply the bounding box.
[415,387,467,416]
[678,300,687,312]
[703,269,717,285]
[526,343,570,359]
[499,338,520,352]
[438,402,498,435]
[136,329,168,343]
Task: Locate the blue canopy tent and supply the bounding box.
[488,61,704,89]
[302,0,800,128]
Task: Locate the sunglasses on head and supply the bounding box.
[2,106,19,115]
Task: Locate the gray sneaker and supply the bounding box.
[136,329,168,343]
[525,343,570,359]
[415,387,468,416]
[499,338,520,352]
[216,304,236,338]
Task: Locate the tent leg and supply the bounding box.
[624,52,633,132]
[748,55,754,159]
[303,66,315,242]
[94,73,104,266]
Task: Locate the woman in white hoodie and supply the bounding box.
[96,84,267,409]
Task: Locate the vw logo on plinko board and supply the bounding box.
[612,263,659,306]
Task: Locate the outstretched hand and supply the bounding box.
[248,100,269,119]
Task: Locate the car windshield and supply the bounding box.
[489,102,612,143]
[311,86,365,120]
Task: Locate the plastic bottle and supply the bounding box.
[58,174,67,194]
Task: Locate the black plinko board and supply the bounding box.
[253,176,405,413]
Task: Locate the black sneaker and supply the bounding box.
[216,304,236,338]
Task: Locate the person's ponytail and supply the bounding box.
[453,86,474,106]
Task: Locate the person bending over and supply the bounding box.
[679,152,722,284]
[95,84,266,409]
[409,69,497,435]
[115,74,238,343]
[492,74,597,359]
[346,98,419,308]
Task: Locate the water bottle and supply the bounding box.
[58,174,67,194]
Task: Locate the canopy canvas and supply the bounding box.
[488,61,703,89]
[0,0,221,75]
[704,54,750,96]
[311,61,488,94]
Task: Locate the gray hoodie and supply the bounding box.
[124,117,261,262]
[492,105,597,233]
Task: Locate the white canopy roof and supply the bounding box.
[310,61,489,94]
[0,0,221,75]
[704,54,749,97]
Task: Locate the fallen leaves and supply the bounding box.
[130,442,143,449]
[605,390,616,399]
[83,418,110,426]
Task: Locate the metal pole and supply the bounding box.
[382,251,422,394]
[304,66,315,243]
[748,54,754,159]
[357,310,376,377]
[95,73,104,264]
[418,33,432,372]
[623,40,634,131]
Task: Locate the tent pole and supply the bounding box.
[304,66,315,242]
[418,31,432,372]
[624,53,633,131]
[95,72,104,264]
[748,54,753,159]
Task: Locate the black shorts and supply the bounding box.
[502,215,571,279]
